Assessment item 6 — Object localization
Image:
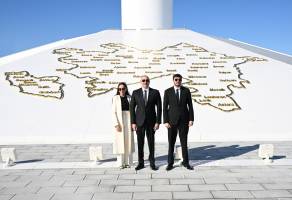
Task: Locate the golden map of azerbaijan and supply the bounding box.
[5,43,266,112]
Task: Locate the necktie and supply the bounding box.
[144,90,147,105]
[176,89,179,103]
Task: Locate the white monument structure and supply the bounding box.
[121,0,172,29]
[0,0,292,144]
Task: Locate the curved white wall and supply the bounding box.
[121,0,173,29]
[1,29,292,145]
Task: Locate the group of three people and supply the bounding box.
[112,74,194,171]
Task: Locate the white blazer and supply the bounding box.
[112,95,134,154]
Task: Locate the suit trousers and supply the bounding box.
[136,123,155,165]
[167,120,189,165]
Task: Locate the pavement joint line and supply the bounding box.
[187,184,191,192]
[73,186,78,193]
[49,193,55,200]
[2,159,292,170]
[250,190,257,198]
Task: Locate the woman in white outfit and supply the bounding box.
[112,82,135,168]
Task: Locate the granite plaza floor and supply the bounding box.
[1,142,292,200]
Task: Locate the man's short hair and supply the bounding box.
[141,75,150,80]
[173,74,182,80]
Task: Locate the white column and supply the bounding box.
[121,0,173,30]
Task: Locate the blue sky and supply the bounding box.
[0,0,291,57]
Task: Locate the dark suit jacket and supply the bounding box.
[130,87,162,127]
[163,86,194,126]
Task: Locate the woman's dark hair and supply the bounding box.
[116,82,130,95]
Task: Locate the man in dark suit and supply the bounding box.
[130,75,162,170]
[163,74,194,170]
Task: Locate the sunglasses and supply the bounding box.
[174,78,182,82]
[142,79,150,83]
[118,87,126,91]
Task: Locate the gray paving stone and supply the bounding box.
[136,168,163,174]
[0,171,10,176]
[238,177,275,184]
[133,192,172,199]
[0,180,31,188]
[272,177,292,183]
[192,199,236,200]
[84,174,118,180]
[104,168,124,172]
[100,179,134,186]
[225,183,265,190]
[105,169,136,175]
[180,172,206,179]
[15,175,53,182]
[62,159,87,162]
[152,184,189,192]
[238,172,289,178]
[173,191,213,199]
[0,194,14,200]
[115,185,150,192]
[7,171,42,176]
[239,199,276,200]
[51,193,93,200]
[263,184,292,190]
[27,179,65,187]
[194,169,230,175]
[135,179,169,185]
[63,180,99,187]
[204,177,240,184]
[0,186,40,195]
[2,142,292,200]
[10,193,54,200]
[170,178,204,184]
[36,186,77,194]
[41,169,75,175]
[76,185,115,193]
[0,176,19,182]
[92,192,132,200]
[3,170,29,174]
[229,168,289,174]
[119,174,151,180]
[151,172,184,179]
[50,174,86,181]
[189,184,227,191]
[73,170,105,175]
[251,190,292,198]
[211,191,254,198]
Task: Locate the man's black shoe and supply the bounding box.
[182,163,194,170]
[166,164,174,171]
[135,164,145,171]
[150,164,158,171]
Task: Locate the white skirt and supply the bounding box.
[113,111,134,154]
[122,111,131,155]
